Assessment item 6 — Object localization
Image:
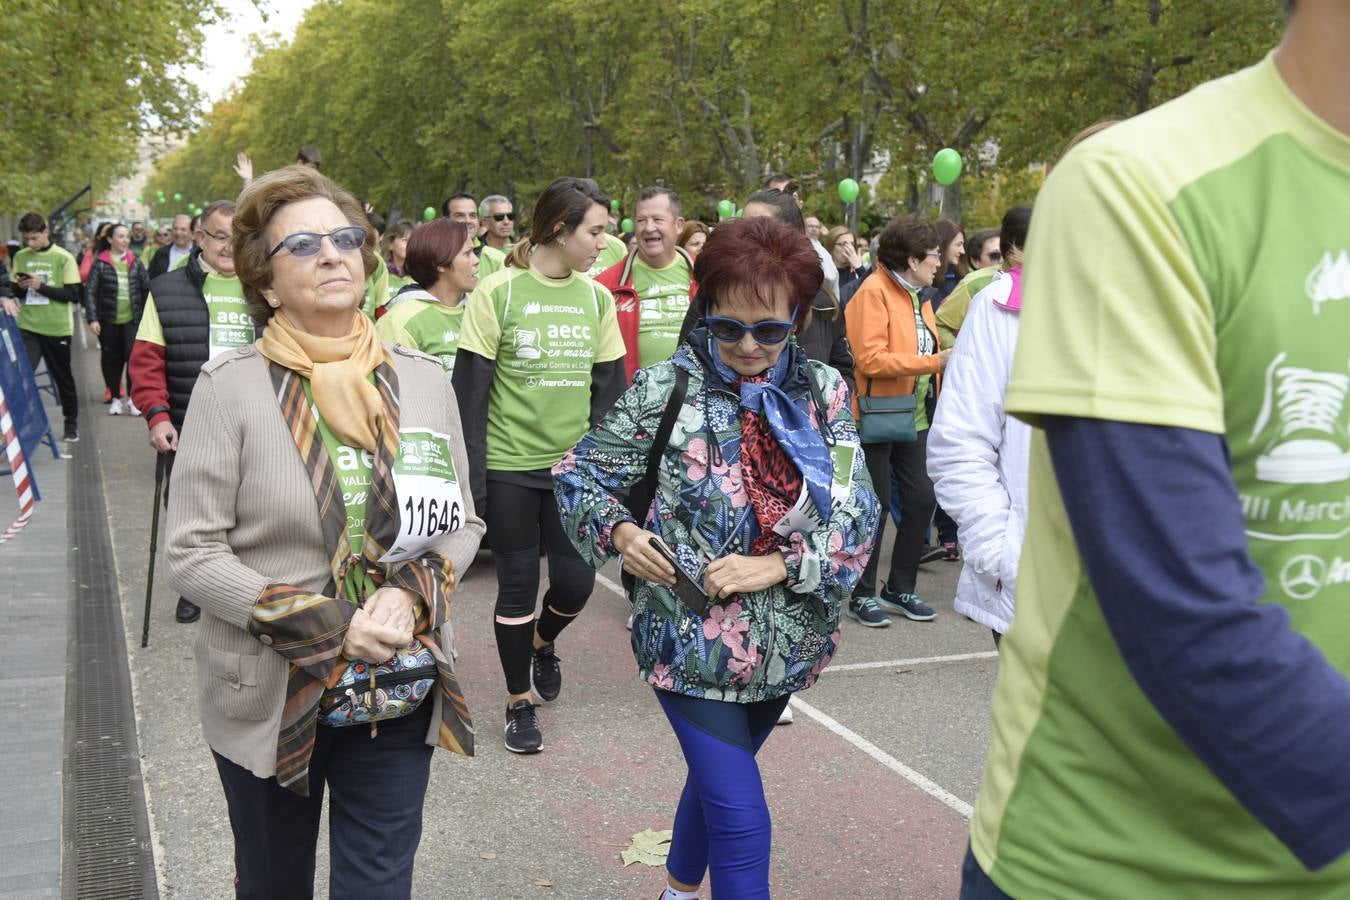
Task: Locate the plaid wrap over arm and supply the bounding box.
[255,359,473,796]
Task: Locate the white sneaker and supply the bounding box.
[124,399,141,417]
[108,397,123,415]
[777,703,794,725]
[1251,353,1350,484]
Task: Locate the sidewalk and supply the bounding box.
[0,391,67,899]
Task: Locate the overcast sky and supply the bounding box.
[190,0,315,106]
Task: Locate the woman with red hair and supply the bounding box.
[375,218,479,371]
[554,216,879,900]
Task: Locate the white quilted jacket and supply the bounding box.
[927,273,1030,635]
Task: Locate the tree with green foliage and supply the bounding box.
[1,0,226,213]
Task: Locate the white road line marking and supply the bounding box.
[595,570,626,600]
[827,651,999,672]
[789,694,975,819]
[593,568,976,818]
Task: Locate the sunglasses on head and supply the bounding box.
[266,225,367,259]
[490,212,514,222]
[705,311,798,345]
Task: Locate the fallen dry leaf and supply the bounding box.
[620,828,674,867]
[534,879,554,887]
[479,852,497,860]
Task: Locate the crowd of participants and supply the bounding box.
[4,10,1348,894]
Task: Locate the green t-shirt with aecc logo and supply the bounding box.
[972,53,1350,898]
[203,273,252,357]
[586,233,627,278]
[302,377,378,604]
[375,290,466,372]
[363,254,390,320]
[477,244,507,280]
[13,244,80,337]
[456,265,626,471]
[631,255,692,367]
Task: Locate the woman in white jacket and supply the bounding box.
[926,206,1032,644]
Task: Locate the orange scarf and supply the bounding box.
[257,311,387,451]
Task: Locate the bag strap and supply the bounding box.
[637,366,689,520]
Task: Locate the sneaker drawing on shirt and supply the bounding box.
[1251,351,1350,484]
[1306,249,1350,316]
[512,327,541,360]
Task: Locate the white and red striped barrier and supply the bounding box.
[0,384,35,544]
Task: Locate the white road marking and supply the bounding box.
[595,570,627,600]
[827,650,999,672]
[593,567,978,819]
[789,694,975,819]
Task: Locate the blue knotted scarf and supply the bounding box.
[709,339,834,531]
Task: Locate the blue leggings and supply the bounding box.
[656,690,791,899]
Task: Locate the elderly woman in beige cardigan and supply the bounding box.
[166,165,483,899]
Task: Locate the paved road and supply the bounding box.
[81,343,996,899]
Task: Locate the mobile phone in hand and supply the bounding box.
[648,537,710,615]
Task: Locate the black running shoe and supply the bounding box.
[919,544,946,564]
[532,642,562,702]
[504,700,542,753]
[62,424,79,442]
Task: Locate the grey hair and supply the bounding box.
[478,194,511,218]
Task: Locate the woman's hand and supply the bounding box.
[704,552,787,600]
[88,320,101,337]
[363,586,419,635]
[233,152,253,184]
[614,521,676,586]
[842,242,864,271]
[342,602,413,663]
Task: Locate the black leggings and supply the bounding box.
[856,429,936,597]
[99,320,136,397]
[486,476,595,696]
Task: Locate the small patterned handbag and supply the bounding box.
[319,635,437,729]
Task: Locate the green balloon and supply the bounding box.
[173,192,182,202]
[610,199,621,213]
[423,206,436,221]
[620,217,634,233]
[717,199,735,218]
[837,178,860,203]
[932,148,963,186]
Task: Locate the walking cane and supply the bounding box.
[141,452,166,648]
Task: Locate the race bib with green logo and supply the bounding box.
[382,428,465,563]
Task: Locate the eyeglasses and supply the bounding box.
[705,311,798,345]
[490,212,514,222]
[199,230,230,244]
[925,251,942,259]
[155,230,170,238]
[266,225,367,259]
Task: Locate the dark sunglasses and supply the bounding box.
[490,212,515,222]
[266,225,367,259]
[705,311,797,345]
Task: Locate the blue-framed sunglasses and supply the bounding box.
[704,311,798,345]
[266,225,367,259]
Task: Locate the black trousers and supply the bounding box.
[856,429,936,597]
[20,329,78,426]
[98,320,136,397]
[213,701,434,900]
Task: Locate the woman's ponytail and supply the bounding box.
[506,237,532,269]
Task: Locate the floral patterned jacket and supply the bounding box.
[554,337,880,703]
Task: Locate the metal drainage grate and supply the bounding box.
[62,421,158,900]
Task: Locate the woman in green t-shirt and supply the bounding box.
[375,218,478,372]
[383,218,416,298]
[83,223,150,415]
[452,176,627,755]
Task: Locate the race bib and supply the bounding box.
[381,428,466,563]
[772,441,858,537]
[25,272,49,306]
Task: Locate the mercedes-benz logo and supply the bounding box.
[1279,555,1327,601]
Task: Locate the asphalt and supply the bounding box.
[48,341,998,898]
